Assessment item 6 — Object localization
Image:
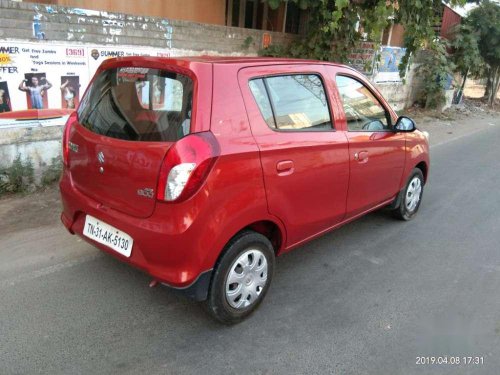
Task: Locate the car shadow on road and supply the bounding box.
[78,206,407,330]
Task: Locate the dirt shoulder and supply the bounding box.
[0,186,61,236]
[415,111,499,147]
[406,99,499,147]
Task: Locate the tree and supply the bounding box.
[265,0,394,63]
[417,39,456,108]
[449,24,484,103]
[465,1,500,107]
[263,0,465,76]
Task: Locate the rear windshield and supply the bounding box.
[78,67,193,142]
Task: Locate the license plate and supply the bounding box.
[83,215,133,257]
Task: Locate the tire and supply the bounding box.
[205,230,275,324]
[393,168,425,221]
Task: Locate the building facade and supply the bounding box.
[21,0,308,33]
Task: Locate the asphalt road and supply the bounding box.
[2,121,500,375]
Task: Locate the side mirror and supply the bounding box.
[394,116,416,132]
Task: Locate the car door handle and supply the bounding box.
[276,160,294,175]
[354,151,369,163]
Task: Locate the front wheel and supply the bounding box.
[393,168,425,221]
[205,230,275,324]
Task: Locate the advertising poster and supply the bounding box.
[0,81,12,113]
[60,75,80,109]
[347,42,376,75]
[373,46,407,83]
[21,72,50,110]
[0,41,174,128]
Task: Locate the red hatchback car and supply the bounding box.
[60,56,429,323]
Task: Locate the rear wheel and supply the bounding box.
[393,168,424,221]
[205,230,274,324]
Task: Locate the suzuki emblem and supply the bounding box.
[97,151,105,164]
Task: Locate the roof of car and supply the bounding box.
[172,55,343,66]
[99,55,360,76]
[104,55,346,67]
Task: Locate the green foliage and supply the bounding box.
[261,0,465,77]
[465,0,500,106]
[396,0,446,77]
[260,43,290,58]
[40,156,62,186]
[262,0,394,63]
[241,36,254,50]
[0,154,62,196]
[467,1,500,71]
[448,23,483,103]
[449,24,483,78]
[416,40,455,109]
[0,154,34,194]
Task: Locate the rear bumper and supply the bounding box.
[59,170,215,300]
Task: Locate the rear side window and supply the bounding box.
[249,74,332,131]
[78,67,193,142]
[248,79,275,128]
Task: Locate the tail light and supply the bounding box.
[62,112,77,167]
[157,132,220,203]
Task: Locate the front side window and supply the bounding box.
[335,75,390,132]
[249,74,332,131]
[78,67,193,142]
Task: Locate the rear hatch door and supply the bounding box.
[68,65,194,218]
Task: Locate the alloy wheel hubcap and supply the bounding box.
[405,176,422,212]
[225,249,268,309]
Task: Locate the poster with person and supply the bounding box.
[373,47,407,83]
[60,76,80,109]
[19,73,52,110]
[0,81,11,113]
